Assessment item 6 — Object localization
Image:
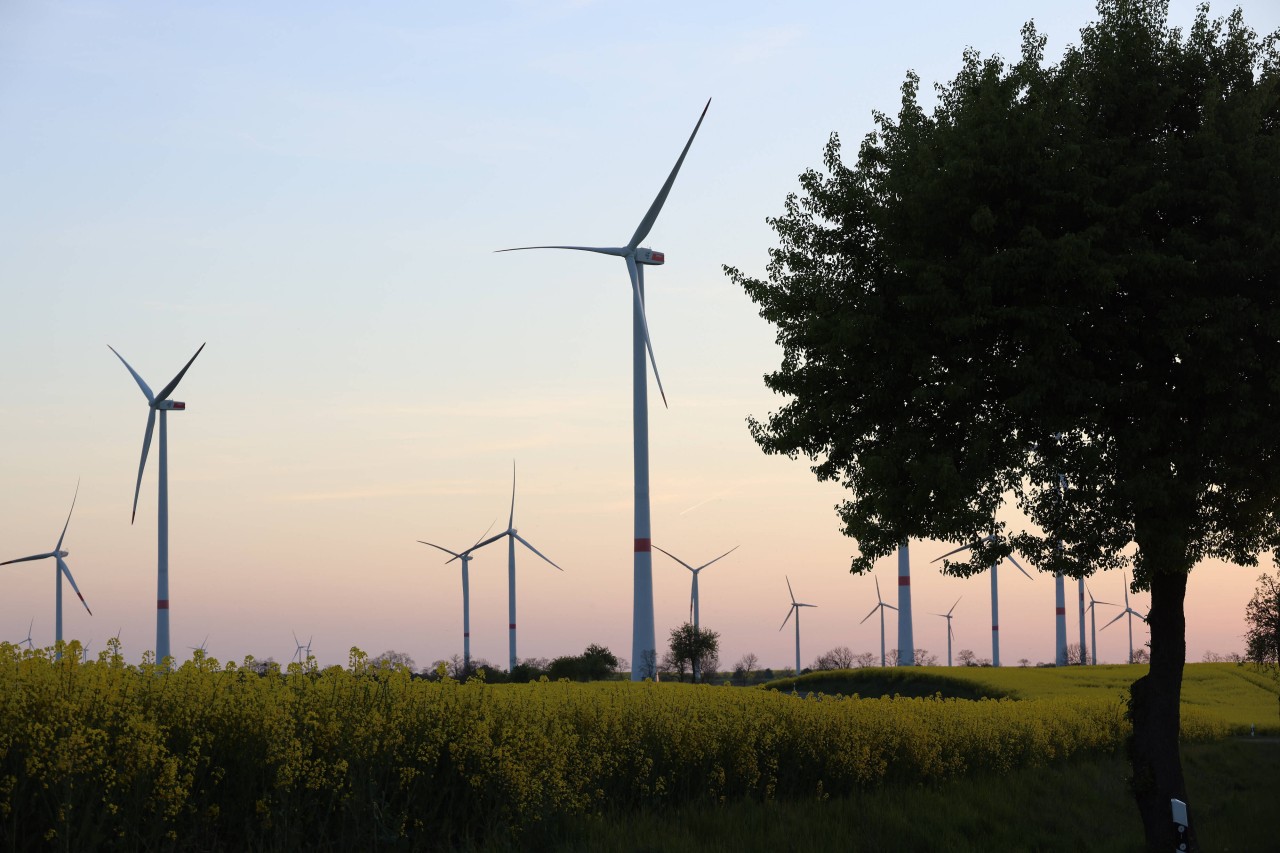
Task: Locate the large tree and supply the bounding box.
[728,2,1279,849]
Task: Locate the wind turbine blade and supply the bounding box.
[1,553,54,565]
[1101,611,1126,631]
[884,603,898,612]
[697,545,739,571]
[57,557,91,616]
[947,596,962,616]
[154,343,206,402]
[495,245,629,257]
[56,480,80,551]
[131,408,157,523]
[514,533,563,571]
[652,545,695,572]
[1006,554,1034,580]
[108,345,155,403]
[627,256,667,408]
[467,531,508,553]
[859,605,880,625]
[930,540,982,563]
[875,576,883,604]
[627,98,711,250]
[418,541,463,560]
[786,575,796,605]
[508,461,517,529]
[471,519,498,550]
[780,605,795,631]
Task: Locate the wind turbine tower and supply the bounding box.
[500,100,710,680]
[465,463,563,672]
[779,576,816,676]
[934,596,961,667]
[932,536,1032,667]
[1102,572,1147,663]
[653,543,736,683]
[419,521,496,674]
[860,577,898,667]
[110,343,205,667]
[1,483,92,661]
[897,543,915,665]
[1085,584,1116,665]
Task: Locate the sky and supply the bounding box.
[2,0,1277,672]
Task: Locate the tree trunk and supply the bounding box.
[1127,568,1196,851]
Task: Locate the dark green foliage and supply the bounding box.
[729,2,1279,847]
[548,644,620,682]
[666,623,720,683]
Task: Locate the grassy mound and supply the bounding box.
[761,668,1010,700]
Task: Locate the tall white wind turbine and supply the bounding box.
[418,521,497,673]
[779,576,816,676]
[1077,577,1088,665]
[860,577,898,667]
[1,483,92,660]
[1085,584,1117,665]
[934,596,962,667]
[653,543,737,683]
[1102,572,1147,663]
[465,463,563,673]
[499,99,710,681]
[110,343,205,667]
[931,535,1032,667]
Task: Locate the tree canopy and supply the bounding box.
[729,2,1279,848]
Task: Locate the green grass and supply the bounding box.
[503,738,1279,853]
[764,662,1280,734]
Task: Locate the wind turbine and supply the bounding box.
[110,343,205,667]
[291,631,311,665]
[932,535,1033,667]
[16,619,35,650]
[859,577,898,667]
[895,544,917,666]
[934,596,962,667]
[463,463,563,672]
[1,483,92,660]
[1054,473,1069,666]
[779,576,816,676]
[418,520,497,674]
[188,635,209,658]
[1102,572,1147,663]
[1085,584,1117,665]
[499,99,710,681]
[1077,576,1088,665]
[653,543,736,683]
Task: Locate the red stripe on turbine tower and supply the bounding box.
[992,625,999,631]
[157,600,169,609]
[634,538,651,552]
[898,576,910,585]
[1055,607,1066,615]
[509,623,516,630]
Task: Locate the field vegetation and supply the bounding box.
[0,642,1252,851]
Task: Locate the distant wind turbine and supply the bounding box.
[110,343,205,667]
[860,577,898,667]
[291,631,312,665]
[1102,572,1147,663]
[463,463,563,672]
[1084,584,1117,665]
[16,619,35,650]
[1077,577,1088,665]
[932,535,1033,667]
[1,482,91,660]
[653,543,737,683]
[934,596,962,667]
[418,520,497,673]
[499,99,710,681]
[779,576,817,676]
[188,635,209,658]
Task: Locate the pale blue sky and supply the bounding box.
[2,1,1274,669]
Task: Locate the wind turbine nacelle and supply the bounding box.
[635,248,665,266]
[156,400,187,410]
